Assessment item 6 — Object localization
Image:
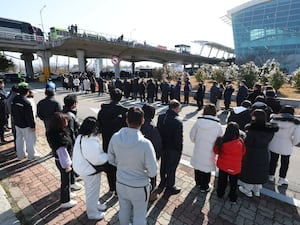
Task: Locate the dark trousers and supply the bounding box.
[269,151,290,178]
[194,170,211,190]
[184,92,190,104]
[106,163,117,192]
[159,150,181,189]
[196,97,204,110]
[0,124,5,141]
[139,92,145,102]
[217,170,238,201]
[150,176,157,192]
[224,100,231,110]
[55,160,71,203]
[161,93,168,104]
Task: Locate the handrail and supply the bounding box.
[0,30,44,43]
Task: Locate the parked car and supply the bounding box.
[34,72,62,81]
[3,73,26,83]
[50,73,63,81]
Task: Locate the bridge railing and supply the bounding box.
[0,30,44,43]
[49,27,175,52]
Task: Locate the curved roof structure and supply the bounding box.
[228,0,300,73]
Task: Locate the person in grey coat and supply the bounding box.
[108,106,157,225]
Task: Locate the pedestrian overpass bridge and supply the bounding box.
[0,29,234,79]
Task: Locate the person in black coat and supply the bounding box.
[247,83,264,104]
[12,86,38,160]
[97,88,128,194]
[0,80,8,143]
[195,80,206,110]
[141,103,162,200]
[132,78,139,100]
[183,78,192,104]
[156,99,183,195]
[173,79,181,102]
[160,80,170,105]
[251,96,273,121]
[265,90,281,114]
[97,77,104,96]
[209,81,219,106]
[123,78,131,99]
[146,79,156,103]
[239,109,278,197]
[46,112,76,208]
[138,79,146,102]
[37,89,62,131]
[227,100,252,131]
[223,83,235,110]
[236,80,248,106]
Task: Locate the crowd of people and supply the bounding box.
[1,76,300,224]
[60,73,202,106]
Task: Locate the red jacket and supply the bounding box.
[214,139,246,175]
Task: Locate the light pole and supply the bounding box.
[40,5,46,40]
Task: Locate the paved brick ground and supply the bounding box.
[0,119,300,225]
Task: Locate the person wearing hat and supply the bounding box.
[268,105,300,186]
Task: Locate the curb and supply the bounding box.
[0,184,21,225]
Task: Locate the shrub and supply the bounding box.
[238,61,259,88]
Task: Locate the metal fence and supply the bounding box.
[0,30,44,43]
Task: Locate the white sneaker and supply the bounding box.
[253,191,260,197]
[71,182,82,191]
[239,186,253,197]
[97,202,107,211]
[61,200,77,208]
[28,154,41,160]
[70,192,77,199]
[268,175,275,182]
[278,177,288,186]
[88,211,105,220]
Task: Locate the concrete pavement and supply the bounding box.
[0,118,300,224]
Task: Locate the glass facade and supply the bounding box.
[231,0,300,73]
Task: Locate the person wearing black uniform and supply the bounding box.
[156,99,183,195]
[97,88,128,194]
[195,80,206,110]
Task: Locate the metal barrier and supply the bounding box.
[0,30,44,42]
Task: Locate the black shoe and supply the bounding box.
[1,139,8,143]
[155,184,165,194]
[165,186,181,195]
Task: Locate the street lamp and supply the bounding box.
[40,5,46,40]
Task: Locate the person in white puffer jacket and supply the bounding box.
[72,116,108,220]
[190,104,223,192]
[268,105,300,186]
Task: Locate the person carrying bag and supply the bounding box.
[72,117,108,220]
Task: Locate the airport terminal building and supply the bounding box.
[228,0,300,73]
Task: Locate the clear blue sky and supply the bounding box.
[0,0,249,48]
